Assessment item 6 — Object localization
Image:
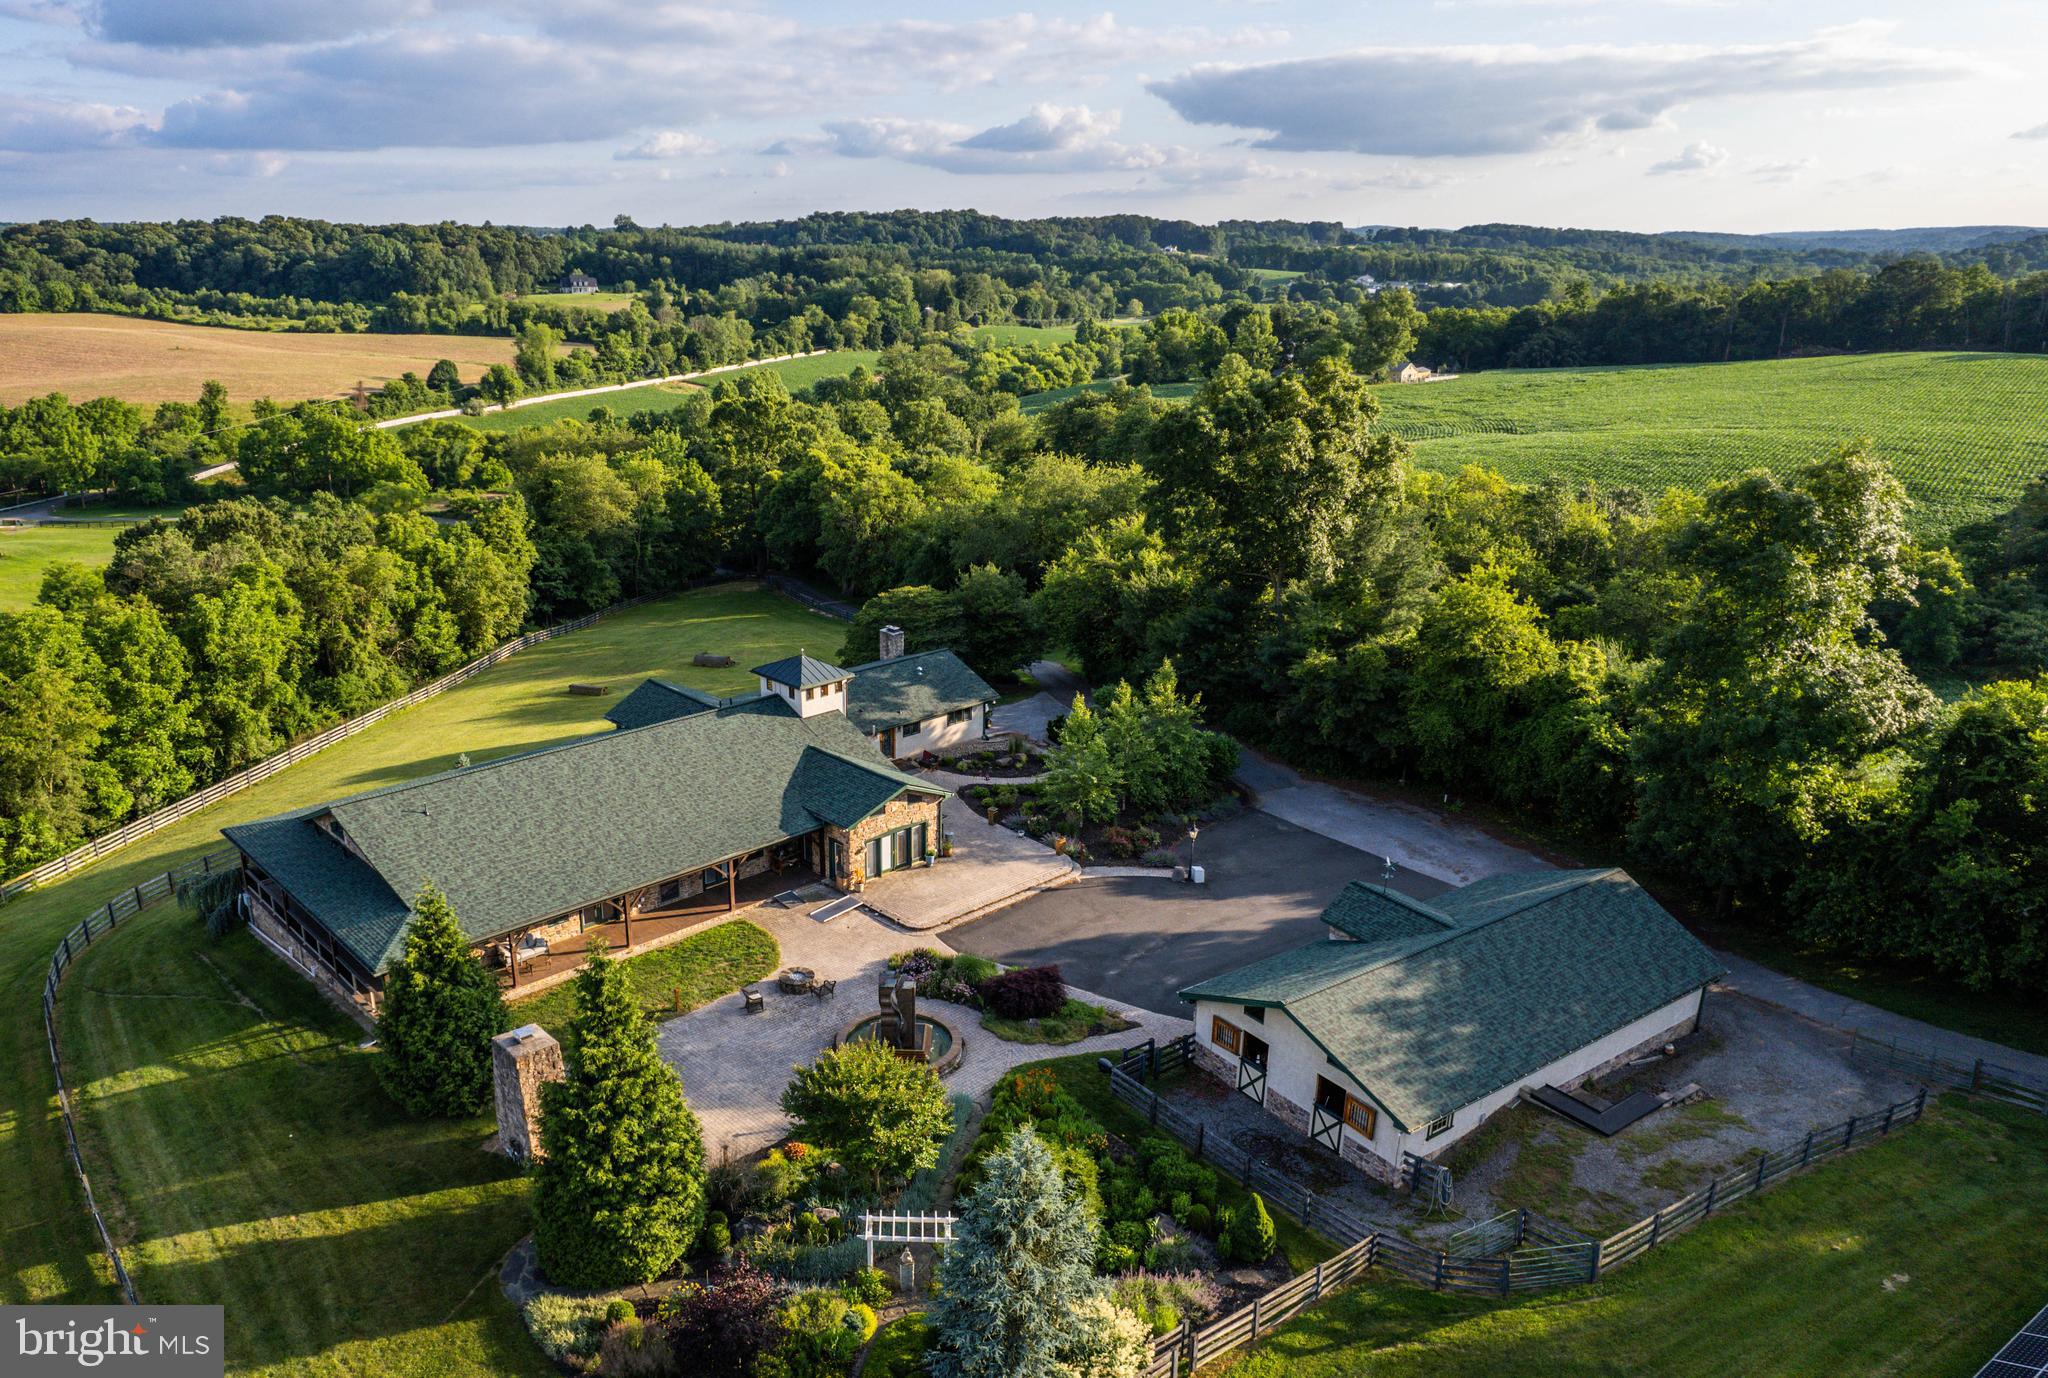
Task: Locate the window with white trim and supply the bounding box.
[947,707,973,725]
[900,719,922,739]
[1424,1112,1454,1140]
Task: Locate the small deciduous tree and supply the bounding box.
[1039,697,1121,827]
[780,1037,953,1193]
[928,1127,1100,1378]
[375,881,506,1117]
[532,943,706,1288]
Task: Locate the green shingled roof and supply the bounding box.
[843,649,997,735]
[1180,869,1723,1131]
[753,653,850,688]
[224,696,944,975]
[604,678,723,730]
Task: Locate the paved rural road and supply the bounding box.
[1234,746,1548,885]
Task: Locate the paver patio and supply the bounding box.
[657,898,1191,1163]
[858,798,1076,930]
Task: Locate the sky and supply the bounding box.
[1,0,2045,233]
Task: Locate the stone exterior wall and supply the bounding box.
[246,894,377,1025]
[1263,1087,1312,1137]
[492,1024,565,1160]
[827,794,942,889]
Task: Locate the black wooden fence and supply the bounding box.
[41,847,238,1304]
[1846,1029,2047,1116]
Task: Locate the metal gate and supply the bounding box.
[1309,1104,1344,1152]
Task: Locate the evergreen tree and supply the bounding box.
[929,1127,1099,1378]
[1039,697,1121,827]
[532,943,706,1289]
[1224,1192,1277,1264]
[375,881,506,1117]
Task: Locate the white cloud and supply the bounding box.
[810,14,1287,92]
[66,0,432,48]
[0,94,149,151]
[1647,140,1728,176]
[616,130,719,160]
[1148,34,1980,158]
[2014,122,2048,141]
[1745,156,1813,183]
[800,106,1172,176]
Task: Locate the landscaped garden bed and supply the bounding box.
[886,948,1139,1045]
[916,736,1046,778]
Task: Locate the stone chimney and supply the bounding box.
[879,624,906,661]
[491,1024,564,1160]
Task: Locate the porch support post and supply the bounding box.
[509,939,519,988]
[622,898,633,951]
[728,860,737,911]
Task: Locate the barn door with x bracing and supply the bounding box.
[1309,1104,1344,1153]
[1236,1032,1269,1104]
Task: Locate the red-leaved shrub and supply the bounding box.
[977,964,1066,1019]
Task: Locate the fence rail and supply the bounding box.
[41,846,239,1305]
[3,593,674,898]
[1847,1030,2048,1115]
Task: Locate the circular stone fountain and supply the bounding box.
[835,1009,965,1076]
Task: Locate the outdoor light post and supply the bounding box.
[1188,823,1200,879]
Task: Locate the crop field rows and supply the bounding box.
[1371,352,2048,538]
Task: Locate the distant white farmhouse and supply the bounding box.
[1180,869,1723,1184]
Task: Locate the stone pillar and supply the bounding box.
[491,1024,565,1161]
[879,624,906,660]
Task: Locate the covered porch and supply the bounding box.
[490,841,822,995]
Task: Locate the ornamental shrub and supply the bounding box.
[375,882,507,1117]
[661,1259,786,1378]
[847,1303,879,1343]
[1182,1203,1212,1236]
[595,1318,672,1378]
[521,1292,612,1365]
[1225,1193,1276,1264]
[531,944,706,1289]
[844,1267,891,1306]
[782,1038,954,1193]
[604,1298,635,1325]
[977,964,1066,1019]
[1058,1294,1152,1378]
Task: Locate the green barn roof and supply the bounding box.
[843,648,997,735]
[225,696,943,975]
[1180,870,1723,1131]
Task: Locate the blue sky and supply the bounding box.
[1,0,2043,231]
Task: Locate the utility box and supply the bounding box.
[1190,865,1207,885]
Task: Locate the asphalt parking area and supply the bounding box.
[946,809,1448,1016]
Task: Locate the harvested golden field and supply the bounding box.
[0,313,523,405]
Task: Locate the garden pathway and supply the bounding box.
[658,900,1191,1164]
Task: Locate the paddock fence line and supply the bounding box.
[1845,1028,2048,1116]
[1131,1082,1932,1377]
[1104,1050,1930,1305]
[2,591,681,898]
[41,845,240,1305]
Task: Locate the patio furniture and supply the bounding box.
[810,979,838,1001]
[742,986,766,1015]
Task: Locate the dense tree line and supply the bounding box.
[0,493,533,871]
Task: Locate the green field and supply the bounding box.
[514,291,640,311]
[458,380,702,433]
[1244,267,1306,283]
[0,509,183,610]
[969,322,1079,346]
[0,583,834,1321]
[746,348,881,393]
[1211,1097,2048,1378]
[1372,352,2048,537]
[1018,377,1200,414]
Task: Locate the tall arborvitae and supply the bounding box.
[531,943,706,1288]
[375,881,506,1116]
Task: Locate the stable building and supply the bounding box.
[225,677,953,1016]
[1180,869,1722,1183]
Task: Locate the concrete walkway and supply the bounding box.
[859,805,1076,931]
[990,691,1069,746]
[1234,747,1547,885]
[1713,949,2048,1082]
[656,900,1190,1163]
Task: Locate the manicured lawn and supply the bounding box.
[747,349,882,393]
[508,920,778,1030]
[0,509,183,610]
[980,998,1138,1047]
[1207,1097,2048,1378]
[1018,377,1199,414]
[1371,351,2048,539]
[459,380,701,433]
[1004,1053,1343,1273]
[514,291,640,311]
[0,582,833,1312]
[58,906,550,1377]
[1242,268,1305,283]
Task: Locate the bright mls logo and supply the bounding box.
[3,1307,223,1375]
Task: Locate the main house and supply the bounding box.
[223,632,996,1016]
[1180,869,1722,1184]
